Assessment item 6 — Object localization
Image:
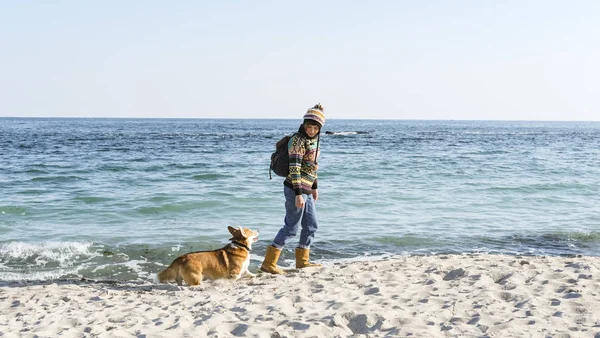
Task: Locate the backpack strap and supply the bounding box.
[315,133,320,165]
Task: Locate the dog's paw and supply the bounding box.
[241,271,256,279]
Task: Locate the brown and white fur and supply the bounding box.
[157,226,259,286]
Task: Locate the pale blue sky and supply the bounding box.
[1,1,598,120]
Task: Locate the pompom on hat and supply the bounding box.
[303,103,325,127]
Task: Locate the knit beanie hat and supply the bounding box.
[303,103,325,127]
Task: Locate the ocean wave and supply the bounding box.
[192,173,232,180]
[474,232,600,256]
[0,241,97,267]
[73,196,114,204]
[0,267,81,281]
[325,131,369,136]
[0,206,27,216]
[136,201,223,215]
[30,175,86,182]
[483,182,596,193]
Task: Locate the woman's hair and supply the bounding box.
[303,119,322,127]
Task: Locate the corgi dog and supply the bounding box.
[157,226,259,286]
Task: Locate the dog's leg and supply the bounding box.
[227,266,246,280]
[240,258,254,278]
[183,271,202,286]
[228,273,242,280]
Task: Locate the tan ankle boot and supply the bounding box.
[260,245,286,274]
[295,247,322,268]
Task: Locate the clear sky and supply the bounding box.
[1,1,599,121]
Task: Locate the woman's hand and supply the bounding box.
[295,195,305,209]
[312,189,318,202]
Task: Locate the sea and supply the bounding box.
[1,118,599,282]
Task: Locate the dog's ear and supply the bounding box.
[238,226,247,238]
[228,226,238,236]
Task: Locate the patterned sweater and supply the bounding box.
[284,132,319,195]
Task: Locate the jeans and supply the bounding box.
[272,186,318,249]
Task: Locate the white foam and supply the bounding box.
[331,131,359,135]
[0,241,97,267]
[0,267,81,281]
[90,259,152,280]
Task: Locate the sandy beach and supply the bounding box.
[1,254,599,337]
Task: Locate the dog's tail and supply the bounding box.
[157,257,182,283]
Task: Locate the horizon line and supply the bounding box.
[0,116,598,123]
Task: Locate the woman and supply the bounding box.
[261,103,325,274]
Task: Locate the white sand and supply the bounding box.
[1,254,599,337]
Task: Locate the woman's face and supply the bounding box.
[304,123,320,138]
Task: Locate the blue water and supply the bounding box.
[1,118,599,282]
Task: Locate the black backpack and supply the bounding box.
[269,133,320,180]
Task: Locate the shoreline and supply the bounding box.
[2,254,599,337]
